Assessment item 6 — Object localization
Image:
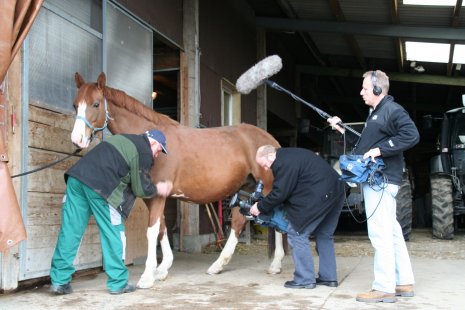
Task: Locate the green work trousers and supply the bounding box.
[50,176,128,292]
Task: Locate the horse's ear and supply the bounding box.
[97,72,106,90]
[75,72,85,88]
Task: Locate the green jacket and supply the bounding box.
[66,134,157,218]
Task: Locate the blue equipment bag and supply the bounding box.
[255,208,289,233]
[339,154,385,184]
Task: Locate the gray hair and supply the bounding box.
[363,70,390,94]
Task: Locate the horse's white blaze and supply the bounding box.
[137,220,161,288]
[207,229,239,274]
[71,102,90,148]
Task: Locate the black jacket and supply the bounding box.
[66,134,157,218]
[257,148,344,233]
[353,95,419,185]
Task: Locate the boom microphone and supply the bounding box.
[236,55,282,94]
[236,55,361,137]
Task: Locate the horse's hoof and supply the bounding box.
[267,268,282,275]
[154,270,168,281]
[207,265,222,275]
[137,275,154,289]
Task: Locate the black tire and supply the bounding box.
[396,175,413,241]
[430,175,454,239]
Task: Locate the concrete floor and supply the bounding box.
[0,228,464,310]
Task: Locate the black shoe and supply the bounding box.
[316,278,338,287]
[109,283,136,295]
[50,283,73,295]
[284,280,316,289]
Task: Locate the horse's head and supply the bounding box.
[71,72,111,148]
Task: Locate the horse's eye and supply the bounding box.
[93,102,100,108]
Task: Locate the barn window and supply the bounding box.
[453,45,465,64]
[221,79,240,126]
[405,41,450,63]
[403,0,462,6]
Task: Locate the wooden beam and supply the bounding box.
[447,0,462,76]
[276,0,351,98]
[390,0,404,72]
[256,17,465,41]
[257,29,267,130]
[329,0,367,70]
[447,44,455,76]
[297,64,465,86]
[154,47,179,72]
[318,94,448,113]
[452,0,463,27]
[390,0,400,23]
[275,0,326,65]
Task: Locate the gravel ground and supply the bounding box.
[1,229,465,310]
[205,228,465,260]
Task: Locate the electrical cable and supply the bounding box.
[340,131,388,224]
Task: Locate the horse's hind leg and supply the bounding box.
[207,207,246,274]
[267,231,284,274]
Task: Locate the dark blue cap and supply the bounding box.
[145,129,168,154]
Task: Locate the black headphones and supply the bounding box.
[371,71,382,96]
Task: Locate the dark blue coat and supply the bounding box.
[257,148,344,233]
[353,95,419,185]
[66,134,157,218]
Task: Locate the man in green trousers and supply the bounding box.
[50,129,172,295]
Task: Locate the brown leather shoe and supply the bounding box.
[356,289,397,303]
[396,284,414,297]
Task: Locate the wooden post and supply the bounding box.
[179,0,202,253]
[256,29,267,131]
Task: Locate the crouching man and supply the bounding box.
[50,130,172,295]
[250,145,344,289]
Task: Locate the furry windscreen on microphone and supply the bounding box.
[236,55,282,94]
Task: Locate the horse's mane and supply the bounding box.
[103,85,179,126]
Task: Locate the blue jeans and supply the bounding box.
[287,195,343,285]
[363,183,415,293]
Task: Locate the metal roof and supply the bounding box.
[247,0,465,126]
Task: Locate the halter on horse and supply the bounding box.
[70,72,285,288]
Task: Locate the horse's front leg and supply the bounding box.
[207,207,246,274]
[137,197,173,288]
[267,230,284,274]
[153,220,172,281]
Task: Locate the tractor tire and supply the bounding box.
[431,175,454,239]
[396,176,413,241]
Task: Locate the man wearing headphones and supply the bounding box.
[328,70,419,303]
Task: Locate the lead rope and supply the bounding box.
[11,148,82,178]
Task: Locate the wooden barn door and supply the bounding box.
[18,0,154,281]
[0,0,44,291]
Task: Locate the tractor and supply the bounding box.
[429,107,465,239]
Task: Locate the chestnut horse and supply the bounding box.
[70,72,285,288]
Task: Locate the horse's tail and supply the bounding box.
[267,227,275,258]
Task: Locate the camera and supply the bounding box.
[229,180,264,219]
[229,179,289,233]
